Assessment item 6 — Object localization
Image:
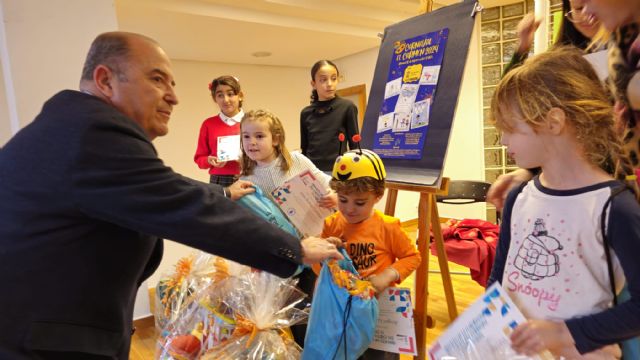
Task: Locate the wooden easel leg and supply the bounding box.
[430,198,458,321]
[384,188,398,216]
[413,193,431,360]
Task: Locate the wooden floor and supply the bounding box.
[130,221,486,359]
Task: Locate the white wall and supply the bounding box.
[334,18,485,222]
[0,0,118,135]
[147,59,311,286]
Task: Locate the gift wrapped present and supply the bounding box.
[201,271,307,360]
[156,253,250,359]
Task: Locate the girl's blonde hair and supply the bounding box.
[240,109,292,176]
[491,46,638,194]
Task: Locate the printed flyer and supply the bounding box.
[216,135,240,161]
[374,28,448,159]
[369,287,418,356]
[428,283,553,360]
[271,170,332,237]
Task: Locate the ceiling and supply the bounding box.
[115,0,513,67]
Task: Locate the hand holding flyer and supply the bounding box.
[428,283,554,360]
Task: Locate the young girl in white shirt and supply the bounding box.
[239,109,337,347]
[487,46,640,359]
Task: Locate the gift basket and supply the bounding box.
[201,271,308,360]
[155,252,250,359]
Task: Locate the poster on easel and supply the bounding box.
[375,29,448,160]
[361,0,478,186]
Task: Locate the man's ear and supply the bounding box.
[546,107,566,135]
[93,64,115,98]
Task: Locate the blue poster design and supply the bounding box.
[374,28,448,159]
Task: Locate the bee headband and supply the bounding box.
[332,149,386,181]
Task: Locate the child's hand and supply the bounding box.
[207,156,227,168]
[510,319,575,356]
[318,191,338,209]
[324,236,344,249]
[367,267,400,294]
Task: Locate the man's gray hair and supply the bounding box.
[80,32,157,81]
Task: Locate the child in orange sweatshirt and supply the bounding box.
[322,148,421,360]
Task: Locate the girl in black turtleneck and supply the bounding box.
[300,60,360,172]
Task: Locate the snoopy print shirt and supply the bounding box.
[488,177,640,353]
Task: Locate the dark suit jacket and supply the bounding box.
[0,90,302,359]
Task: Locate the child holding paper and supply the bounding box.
[323,148,421,360]
[194,75,243,186]
[487,47,640,358]
[238,108,337,347]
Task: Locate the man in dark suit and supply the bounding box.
[0,32,341,359]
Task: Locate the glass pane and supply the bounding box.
[485,169,503,183]
[482,7,500,22]
[502,3,524,17]
[506,152,517,166]
[526,0,534,13]
[482,43,501,64]
[550,0,562,6]
[484,127,501,147]
[483,66,501,86]
[502,18,522,41]
[502,40,519,63]
[481,21,501,43]
[483,86,496,107]
[485,148,503,167]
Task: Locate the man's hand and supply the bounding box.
[300,237,343,264]
[226,179,255,200]
[487,168,533,210]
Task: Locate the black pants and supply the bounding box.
[209,174,236,186]
[291,267,317,347]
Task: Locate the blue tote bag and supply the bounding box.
[302,249,379,360]
[236,186,301,238]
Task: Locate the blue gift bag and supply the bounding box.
[302,249,379,360]
[236,186,301,238]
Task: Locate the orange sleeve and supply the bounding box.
[387,219,421,282]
